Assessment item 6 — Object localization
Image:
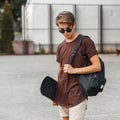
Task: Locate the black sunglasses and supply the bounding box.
[58,27,73,33]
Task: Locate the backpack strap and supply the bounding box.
[68,34,86,64]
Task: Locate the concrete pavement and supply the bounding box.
[0,54,120,120]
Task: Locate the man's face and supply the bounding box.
[58,23,75,39]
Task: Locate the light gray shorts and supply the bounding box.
[58,99,87,120]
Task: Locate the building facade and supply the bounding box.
[23,0,120,53]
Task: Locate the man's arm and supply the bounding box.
[63,55,101,74]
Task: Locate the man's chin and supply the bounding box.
[65,35,71,39]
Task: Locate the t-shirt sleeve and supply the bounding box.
[56,45,60,63]
[83,37,98,58]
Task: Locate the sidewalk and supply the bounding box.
[0,54,120,120]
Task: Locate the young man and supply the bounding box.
[54,11,101,120]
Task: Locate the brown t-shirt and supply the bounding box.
[55,34,98,108]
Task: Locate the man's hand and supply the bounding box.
[63,64,74,74]
[52,101,58,106]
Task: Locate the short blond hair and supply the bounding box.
[56,11,75,26]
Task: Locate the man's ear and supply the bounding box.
[73,22,76,28]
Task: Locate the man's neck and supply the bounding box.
[66,32,79,43]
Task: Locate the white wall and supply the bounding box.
[27,0,120,5]
[24,0,120,52]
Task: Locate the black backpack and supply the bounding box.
[69,35,107,96]
[76,57,106,96]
